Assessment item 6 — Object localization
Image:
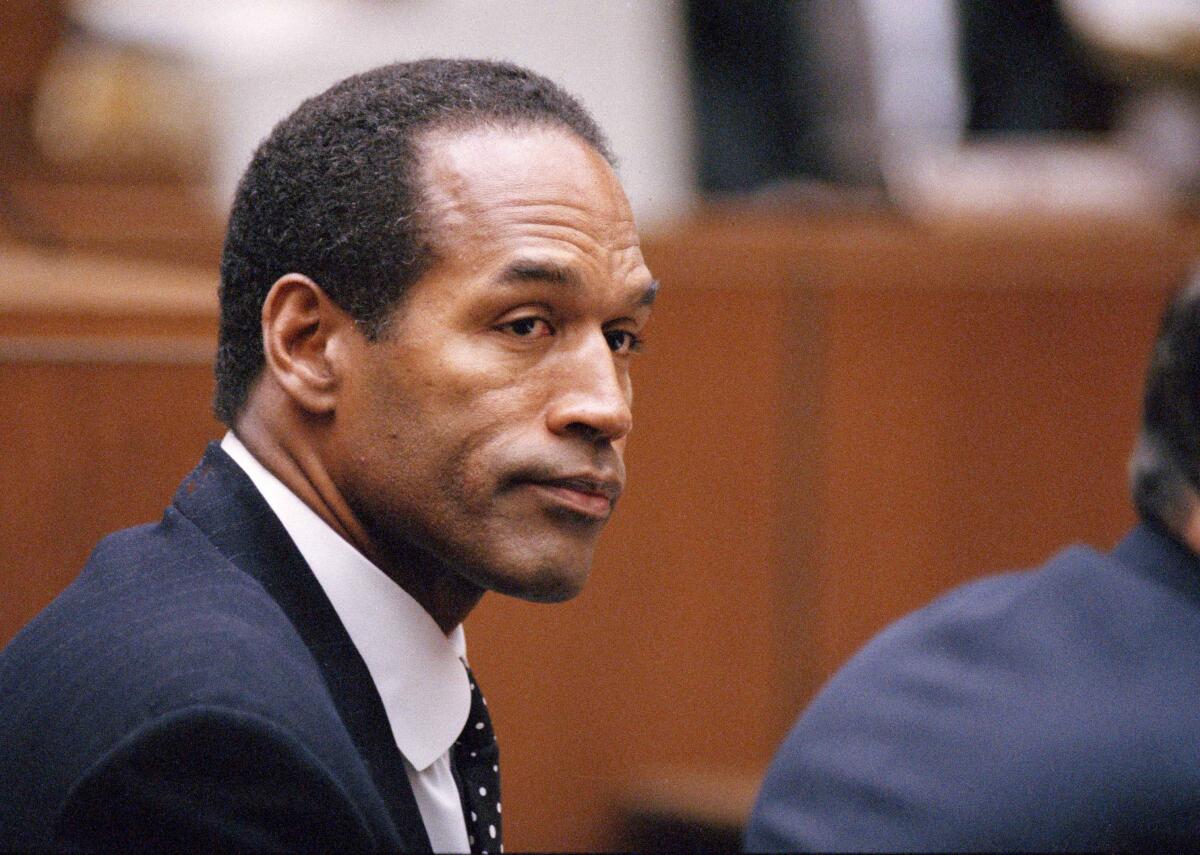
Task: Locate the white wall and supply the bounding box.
[75,0,696,228]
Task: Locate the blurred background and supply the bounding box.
[2,0,1200,850]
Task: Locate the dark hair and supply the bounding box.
[214,58,613,425]
[1131,268,1200,533]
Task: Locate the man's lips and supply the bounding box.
[518,475,622,519]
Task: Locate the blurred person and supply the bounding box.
[746,272,1200,851]
[0,58,656,851]
[684,0,1119,195]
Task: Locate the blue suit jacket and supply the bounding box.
[746,524,1200,851]
[0,444,432,850]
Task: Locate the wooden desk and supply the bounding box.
[1,179,225,266]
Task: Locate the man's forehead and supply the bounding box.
[411,125,650,300]
[417,124,635,226]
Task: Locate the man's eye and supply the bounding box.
[604,330,643,354]
[498,317,554,338]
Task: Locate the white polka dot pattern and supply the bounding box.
[454,664,501,855]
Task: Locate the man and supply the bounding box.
[0,59,656,851]
[746,275,1200,850]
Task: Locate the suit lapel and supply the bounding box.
[171,442,433,852]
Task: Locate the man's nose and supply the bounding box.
[545,334,633,443]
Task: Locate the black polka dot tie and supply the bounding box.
[454,664,502,854]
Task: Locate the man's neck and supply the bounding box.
[231,412,484,633]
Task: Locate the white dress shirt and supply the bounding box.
[221,432,472,853]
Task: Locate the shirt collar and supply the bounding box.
[221,432,470,770]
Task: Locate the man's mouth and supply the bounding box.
[519,475,622,520]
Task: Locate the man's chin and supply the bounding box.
[470,559,591,604]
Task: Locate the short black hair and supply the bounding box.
[1131,268,1200,534]
[214,58,613,425]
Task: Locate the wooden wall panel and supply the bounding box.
[812,285,1157,684]
[2,216,1196,851]
[466,283,792,850]
[0,248,222,642]
[0,362,222,643]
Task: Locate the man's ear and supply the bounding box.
[260,273,356,416]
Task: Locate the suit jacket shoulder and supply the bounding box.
[0,444,428,850]
[746,526,1200,851]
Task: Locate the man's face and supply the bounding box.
[331,125,656,602]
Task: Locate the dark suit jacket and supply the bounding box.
[746,524,1200,851]
[0,443,432,850]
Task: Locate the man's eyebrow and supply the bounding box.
[498,259,659,307]
[499,260,581,287]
